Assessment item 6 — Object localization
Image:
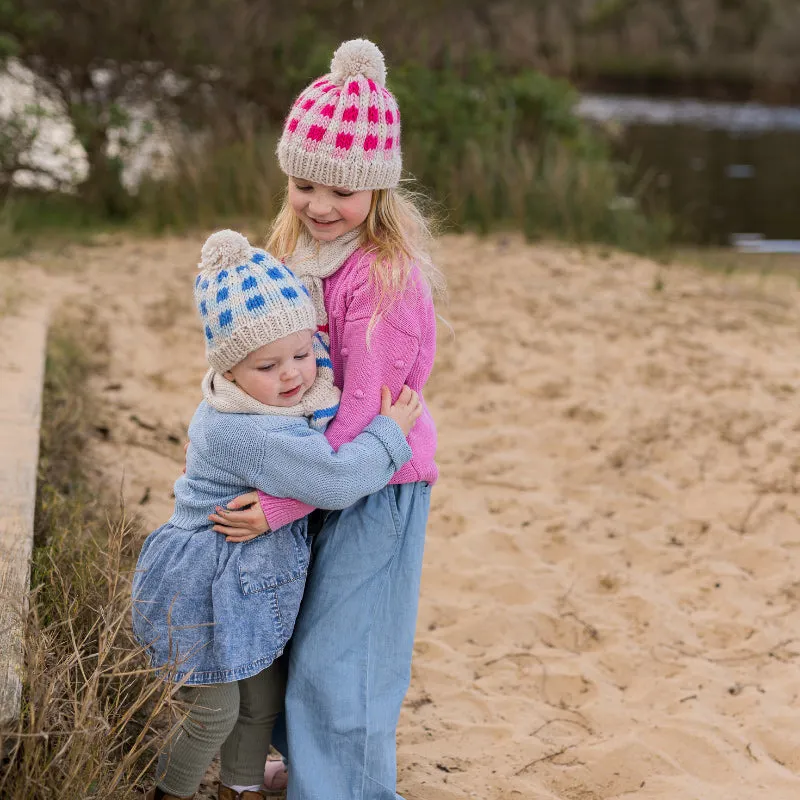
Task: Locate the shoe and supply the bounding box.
[144,788,194,800]
[218,785,266,800]
[262,759,289,794]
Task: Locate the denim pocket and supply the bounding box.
[384,485,402,537]
[237,521,310,596]
[273,573,306,642]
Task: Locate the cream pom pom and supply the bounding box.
[199,229,251,273]
[330,39,386,87]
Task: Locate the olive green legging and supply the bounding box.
[156,660,285,797]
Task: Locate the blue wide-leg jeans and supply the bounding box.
[284,481,431,800]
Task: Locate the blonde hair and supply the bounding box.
[267,182,445,321]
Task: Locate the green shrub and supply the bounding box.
[0,53,669,255]
[390,55,667,249]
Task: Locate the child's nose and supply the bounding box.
[309,197,332,216]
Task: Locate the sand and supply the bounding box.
[7,232,800,799]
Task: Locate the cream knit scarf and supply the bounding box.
[202,366,341,428]
[286,228,362,332]
[202,331,341,428]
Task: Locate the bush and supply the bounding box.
[391,55,668,249]
[134,55,668,251]
[0,51,669,254]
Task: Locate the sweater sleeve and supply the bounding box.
[208,415,411,511]
[258,271,427,529]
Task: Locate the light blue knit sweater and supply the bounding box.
[169,402,411,529]
[132,402,411,684]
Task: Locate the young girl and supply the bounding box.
[208,38,442,800]
[133,229,422,800]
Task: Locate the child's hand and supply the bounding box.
[209,491,271,542]
[380,385,422,437]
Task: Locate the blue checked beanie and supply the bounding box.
[195,230,317,373]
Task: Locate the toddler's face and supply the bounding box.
[288,178,372,242]
[224,330,317,407]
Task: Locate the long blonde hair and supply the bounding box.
[267,182,446,318]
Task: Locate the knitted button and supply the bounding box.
[353,389,365,399]
[341,347,349,357]
[394,359,405,369]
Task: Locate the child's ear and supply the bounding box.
[223,370,235,382]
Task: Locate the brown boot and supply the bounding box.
[217,785,267,800]
[144,788,195,800]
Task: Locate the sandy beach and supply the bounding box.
[7,231,800,799]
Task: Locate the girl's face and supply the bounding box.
[224,330,317,407]
[288,178,372,242]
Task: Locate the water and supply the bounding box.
[578,93,800,246]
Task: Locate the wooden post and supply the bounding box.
[0,308,48,728]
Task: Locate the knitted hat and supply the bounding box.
[277,38,402,190]
[195,230,316,373]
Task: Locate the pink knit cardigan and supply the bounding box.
[257,248,438,530]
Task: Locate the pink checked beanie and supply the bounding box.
[277,39,402,191]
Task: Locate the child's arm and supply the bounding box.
[207,387,419,516]
[255,273,428,531]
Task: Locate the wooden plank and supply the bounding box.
[0,308,48,728]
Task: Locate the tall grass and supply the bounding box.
[136,130,286,233]
[0,61,671,255]
[405,134,671,252]
[133,63,670,252]
[0,190,130,258]
[0,314,178,800]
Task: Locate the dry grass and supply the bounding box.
[0,312,182,799]
[675,247,800,279]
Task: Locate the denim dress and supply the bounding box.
[132,518,311,684]
[131,402,411,685]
